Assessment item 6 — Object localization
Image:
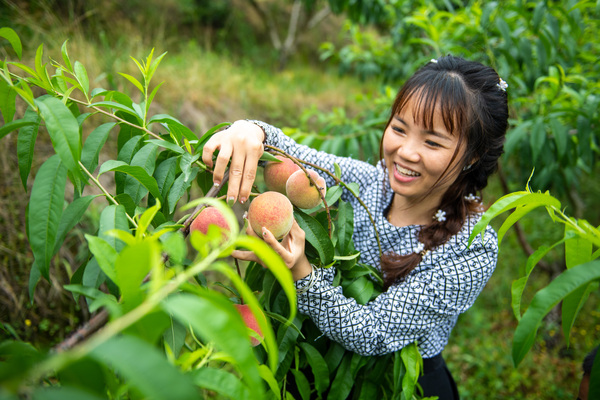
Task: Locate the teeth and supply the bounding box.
[395,164,420,177]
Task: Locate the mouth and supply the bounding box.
[394,163,421,177]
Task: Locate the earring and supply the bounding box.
[433,209,447,222]
[463,163,473,171]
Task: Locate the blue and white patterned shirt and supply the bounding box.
[252,120,498,358]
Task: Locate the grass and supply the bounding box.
[2,7,599,398]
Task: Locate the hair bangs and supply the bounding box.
[393,71,471,139]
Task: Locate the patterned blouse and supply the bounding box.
[251,120,498,358]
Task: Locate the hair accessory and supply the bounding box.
[433,209,447,222]
[414,241,429,257]
[296,264,318,294]
[430,58,438,64]
[464,193,480,202]
[497,78,508,92]
[463,163,473,171]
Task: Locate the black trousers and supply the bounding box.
[418,354,460,400]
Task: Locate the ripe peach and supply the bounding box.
[263,156,300,194]
[247,191,294,240]
[286,169,327,209]
[190,206,230,237]
[234,303,264,347]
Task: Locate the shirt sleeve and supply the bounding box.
[294,224,498,356]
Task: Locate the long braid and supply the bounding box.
[380,55,508,289]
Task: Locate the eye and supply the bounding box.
[425,139,442,148]
[392,126,405,135]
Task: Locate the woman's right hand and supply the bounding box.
[201,120,265,205]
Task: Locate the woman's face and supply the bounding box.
[382,98,465,208]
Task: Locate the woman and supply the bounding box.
[202,55,509,399]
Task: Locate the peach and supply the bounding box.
[263,156,300,194]
[190,206,230,237]
[247,191,294,240]
[286,169,327,209]
[234,304,264,347]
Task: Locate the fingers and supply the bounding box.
[200,121,264,203]
[227,139,262,204]
[238,143,263,204]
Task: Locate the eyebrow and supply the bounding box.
[394,116,453,141]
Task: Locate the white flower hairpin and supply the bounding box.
[430,58,438,64]
[497,78,508,92]
[464,193,480,202]
[433,209,447,222]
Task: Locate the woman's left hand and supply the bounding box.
[233,219,312,281]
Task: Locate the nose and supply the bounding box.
[397,136,421,163]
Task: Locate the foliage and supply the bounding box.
[0,29,427,399]
[469,181,600,399]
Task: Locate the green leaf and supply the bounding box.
[81,122,116,174]
[60,40,72,71]
[90,335,198,400]
[118,72,145,94]
[291,369,311,400]
[147,114,197,143]
[28,155,67,279]
[154,157,178,200]
[294,209,334,265]
[511,234,572,320]
[115,240,160,309]
[496,203,540,246]
[53,195,97,255]
[329,353,354,400]
[35,96,82,179]
[123,143,158,203]
[192,367,251,400]
[163,317,186,358]
[0,27,23,59]
[73,61,89,97]
[469,191,561,246]
[513,260,600,366]
[91,101,141,121]
[17,107,41,189]
[167,167,198,214]
[400,343,421,400]
[98,204,130,250]
[145,139,185,154]
[0,77,17,122]
[530,118,546,164]
[85,235,118,283]
[162,293,265,399]
[299,342,330,395]
[98,160,163,201]
[336,200,354,254]
[0,118,36,140]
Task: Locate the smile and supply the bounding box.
[395,163,421,177]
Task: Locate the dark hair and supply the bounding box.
[380,55,509,289]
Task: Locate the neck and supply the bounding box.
[387,193,441,227]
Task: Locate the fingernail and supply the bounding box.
[262,227,268,237]
[227,197,235,206]
[214,181,220,187]
[242,211,248,220]
[240,197,247,204]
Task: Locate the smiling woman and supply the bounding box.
[202,55,509,400]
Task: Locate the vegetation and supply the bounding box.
[1,0,599,399]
